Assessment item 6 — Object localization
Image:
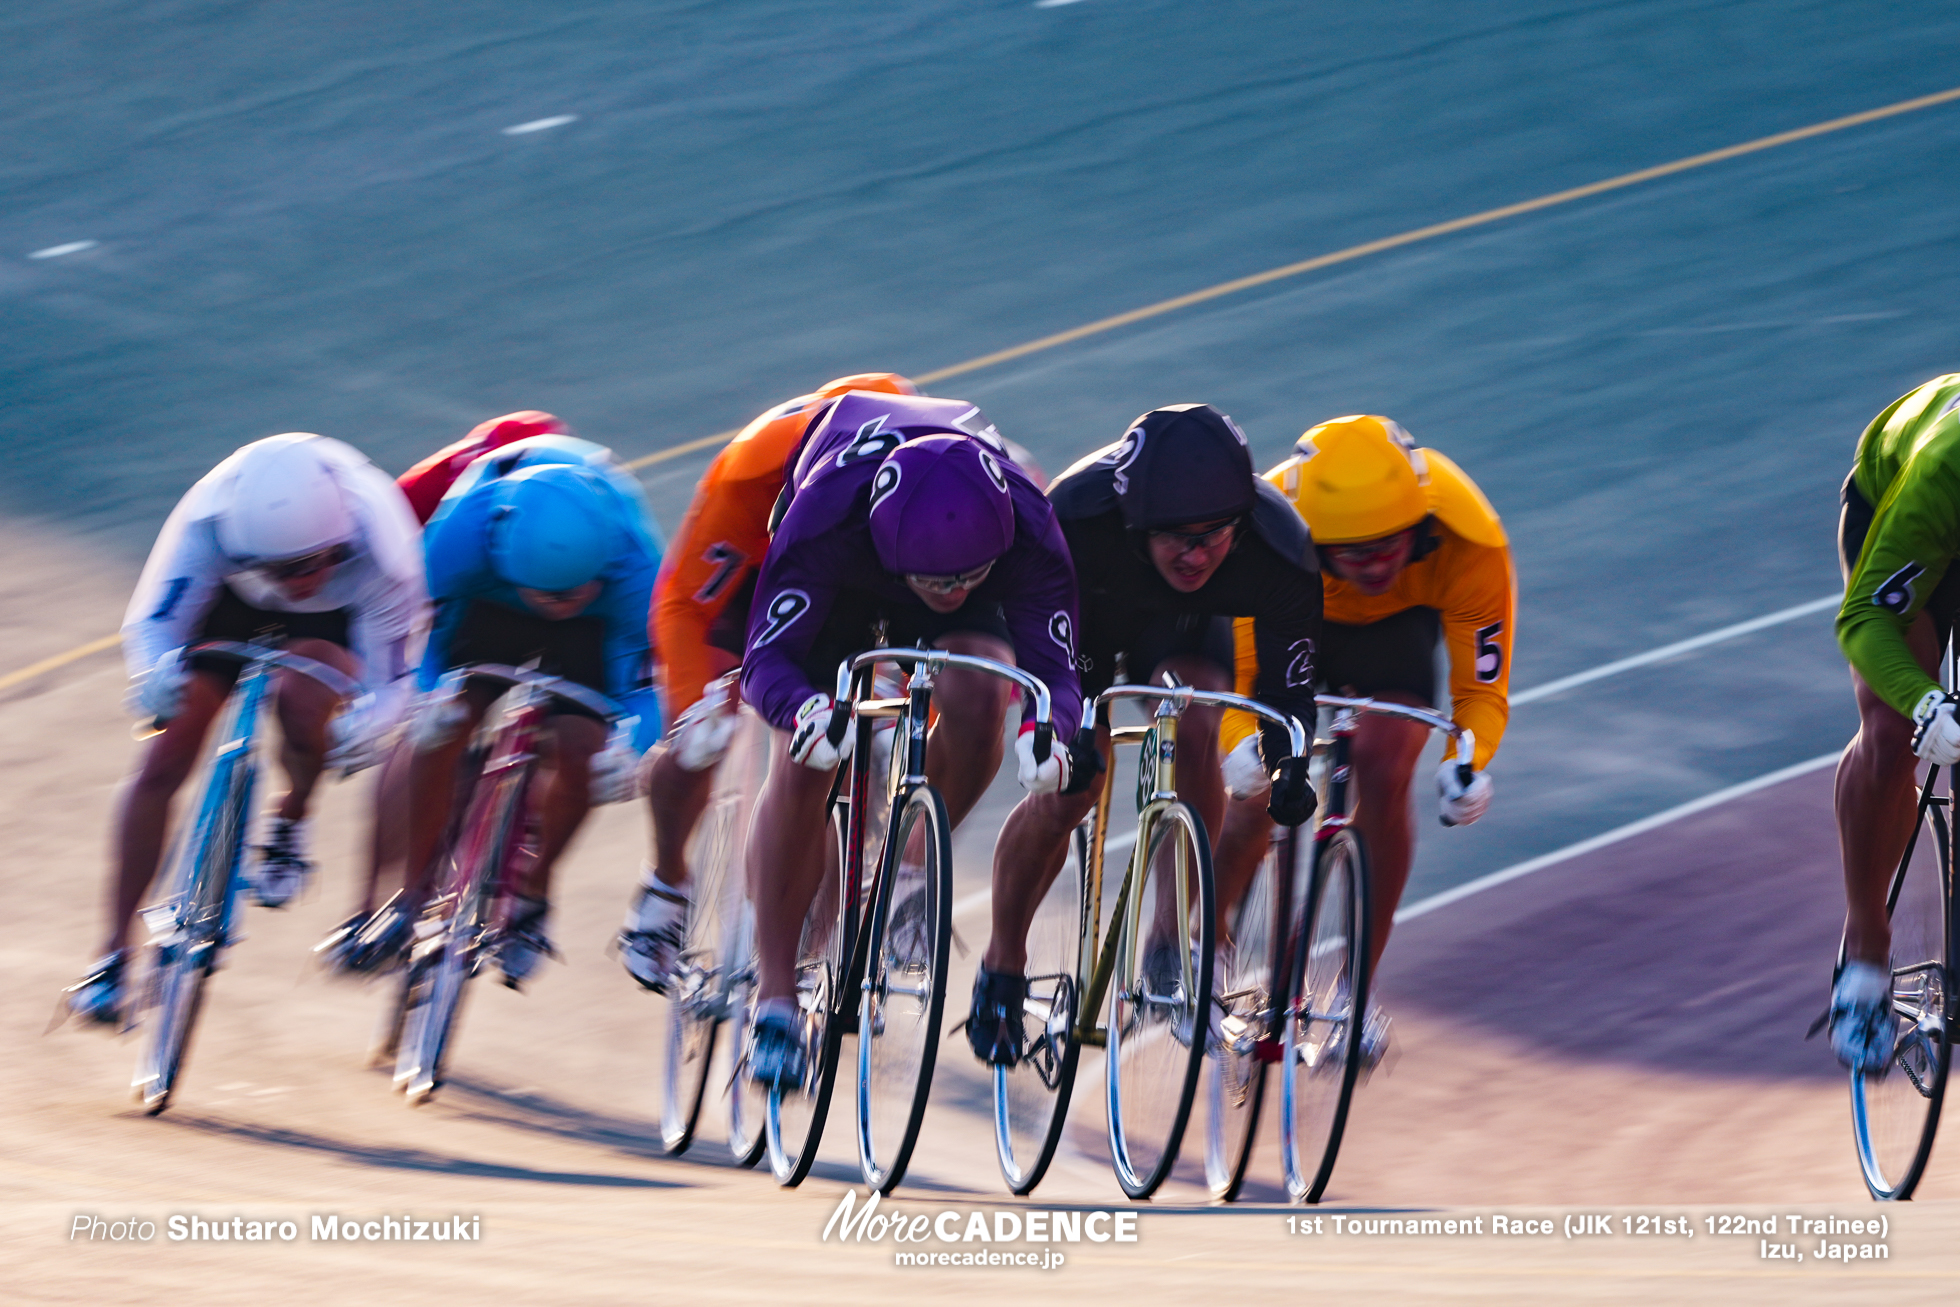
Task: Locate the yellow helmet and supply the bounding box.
[1288,415,1430,544]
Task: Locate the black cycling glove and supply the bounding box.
[1267,755,1317,827]
[1061,727,1105,796]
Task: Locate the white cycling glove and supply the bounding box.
[326,692,383,772]
[1912,689,1960,765]
[671,680,740,773]
[789,693,852,771]
[1014,724,1070,794]
[407,688,471,752]
[590,718,646,805]
[127,647,189,723]
[1223,735,1272,800]
[1437,761,1494,826]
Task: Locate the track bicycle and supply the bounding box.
[1270,693,1471,1204]
[657,677,771,1162]
[990,678,1308,1201]
[761,646,1055,1193]
[130,639,358,1115]
[386,663,623,1107]
[1841,644,1959,1201]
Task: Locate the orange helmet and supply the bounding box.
[814,372,918,400]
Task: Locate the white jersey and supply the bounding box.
[122,436,429,712]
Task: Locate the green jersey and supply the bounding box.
[1839,374,1960,715]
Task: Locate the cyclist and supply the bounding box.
[1832,374,1960,1070]
[621,373,917,992]
[1218,415,1513,1064]
[396,410,571,524]
[740,393,1086,1086]
[68,433,427,1023]
[967,403,1322,1067]
[345,436,664,987]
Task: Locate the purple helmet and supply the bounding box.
[868,435,1015,576]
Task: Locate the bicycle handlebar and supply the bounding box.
[183,641,362,702]
[1096,683,1310,760]
[435,663,624,722]
[833,646,1056,763]
[1315,693,1476,771]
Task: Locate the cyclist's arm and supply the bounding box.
[416,490,497,691]
[1241,551,1324,763]
[596,548,665,750]
[121,495,228,680]
[653,450,774,717]
[990,490,1085,738]
[738,529,846,732]
[1438,540,1514,770]
[1839,453,1960,716]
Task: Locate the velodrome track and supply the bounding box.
[10,1,1960,1300]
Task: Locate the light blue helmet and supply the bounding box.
[487,463,619,591]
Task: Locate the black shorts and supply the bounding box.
[1841,470,1960,647]
[188,585,352,685]
[448,598,609,719]
[797,592,1015,691]
[1078,613,1236,701]
[706,570,758,659]
[1317,606,1441,705]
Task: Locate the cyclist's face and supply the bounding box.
[264,548,343,600]
[1323,530,1414,594]
[1146,519,1237,592]
[903,575,978,614]
[518,581,603,620]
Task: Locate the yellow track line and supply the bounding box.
[0,633,121,693]
[11,85,1960,690]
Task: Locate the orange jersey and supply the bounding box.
[654,373,915,716]
[1226,449,1515,769]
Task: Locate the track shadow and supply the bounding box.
[166,1115,683,1188]
[1381,766,1845,1082]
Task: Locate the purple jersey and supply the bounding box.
[742,393,1084,738]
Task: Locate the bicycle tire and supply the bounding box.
[856,783,954,1193]
[1205,824,1294,1200]
[992,819,1090,1195]
[399,754,530,1107]
[1106,799,1217,1200]
[1851,786,1952,1200]
[763,806,854,1185]
[136,731,253,1115]
[660,710,770,1155]
[1280,825,1371,1203]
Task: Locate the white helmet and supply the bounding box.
[215,433,356,563]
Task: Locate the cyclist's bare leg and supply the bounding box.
[982,747,1104,974]
[1348,691,1430,972]
[1835,611,1940,966]
[103,671,230,954]
[644,747,714,891]
[923,633,1016,828]
[517,713,605,900]
[356,734,413,915]
[749,736,839,1003]
[268,638,361,822]
[1214,796,1274,945]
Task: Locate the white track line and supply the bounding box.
[1511,594,1838,705]
[1394,750,1840,924]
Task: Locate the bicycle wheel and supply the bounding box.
[993,819,1089,1195]
[659,716,766,1153]
[1281,825,1371,1203]
[724,900,766,1167]
[1204,825,1291,1200]
[857,784,954,1192]
[763,805,853,1185]
[397,757,529,1107]
[135,742,252,1115]
[1851,792,1952,1200]
[1106,799,1217,1200]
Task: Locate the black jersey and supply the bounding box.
[1048,444,1322,758]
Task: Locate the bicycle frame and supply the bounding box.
[1074,682,1309,1046]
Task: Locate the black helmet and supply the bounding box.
[1111,404,1256,531]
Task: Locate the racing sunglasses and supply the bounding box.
[1147,518,1240,555]
[904,561,995,594]
[262,543,351,580]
